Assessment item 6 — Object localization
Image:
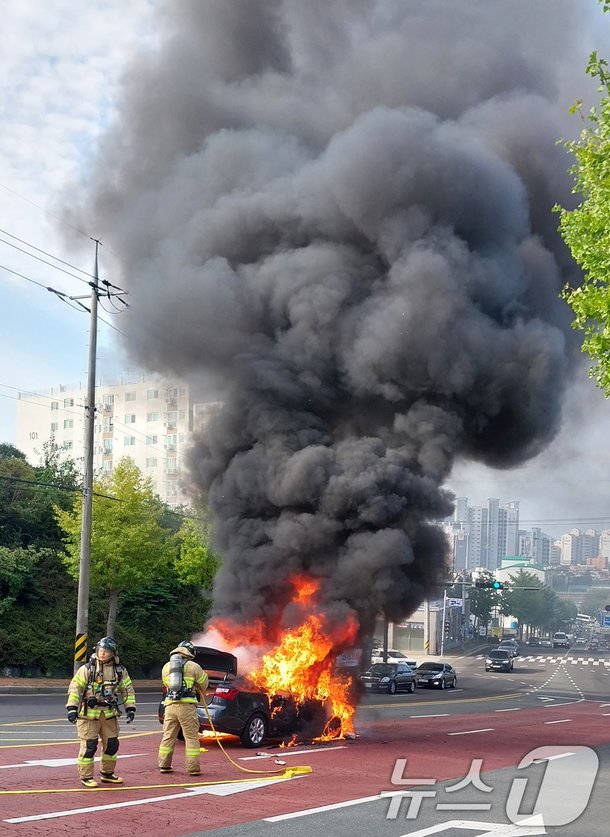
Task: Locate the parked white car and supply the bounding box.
[371,649,417,668]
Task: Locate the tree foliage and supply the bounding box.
[0,447,219,677]
[174,517,220,589]
[55,457,178,635]
[556,2,610,394]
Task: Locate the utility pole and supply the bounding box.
[73,240,100,673]
[440,588,448,657]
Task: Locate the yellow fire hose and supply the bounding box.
[200,698,306,775]
[0,698,313,795]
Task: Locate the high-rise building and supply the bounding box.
[15,375,221,508]
[447,497,521,571]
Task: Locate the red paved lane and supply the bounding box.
[1,701,609,834]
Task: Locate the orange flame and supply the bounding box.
[209,575,359,741]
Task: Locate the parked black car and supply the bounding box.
[361,662,417,694]
[485,649,513,672]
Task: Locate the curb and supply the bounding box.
[0,684,161,696]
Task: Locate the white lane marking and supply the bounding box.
[387,815,546,835]
[448,728,494,736]
[494,708,520,712]
[265,793,383,821]
[239,745,346,761]
[408,714,450,719]
[5,776,305,823]
[0,754,145,769]
[544,719,572,725]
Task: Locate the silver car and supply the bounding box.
[415,662,457,689]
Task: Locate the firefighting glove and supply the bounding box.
[125,707,136,724]
[67,707,78,724]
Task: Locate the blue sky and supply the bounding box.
[0,0,156,443]
[2,0,610,539]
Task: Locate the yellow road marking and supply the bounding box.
[0,765,312,794]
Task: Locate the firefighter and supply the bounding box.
[158,641,208,776]
[66,636,136,788]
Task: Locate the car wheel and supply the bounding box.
[240,713,267,748]
[450,676,456,688]
[408,681,415,694]
[439,677,446,690]
[388,681,397,695]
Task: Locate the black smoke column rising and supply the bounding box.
[74,0,589,640]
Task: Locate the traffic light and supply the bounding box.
[444,620,450,635]
[475,580,506,590]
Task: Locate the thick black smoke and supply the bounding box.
[73,0,593,638]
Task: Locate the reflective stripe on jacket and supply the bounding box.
[162,660,208,703]
[66,662,136,719]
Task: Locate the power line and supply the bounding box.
[0,182,91,239]
[0,227,127,294]
[0,473,119,501]
[0,234,92,287]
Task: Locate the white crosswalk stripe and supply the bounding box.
[475,654,610,666]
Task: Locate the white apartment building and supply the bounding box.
[15,375,222,508]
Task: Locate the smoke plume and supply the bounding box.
[73,0,593,639]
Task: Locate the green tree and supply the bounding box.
[0,546,44,615]
[468,572,500,630]
[174,517,220,591]
[499,571,545,638]
[580,587,610,618]
[0,443,27,461]
[556,2,610,394]
[55,457,177,637]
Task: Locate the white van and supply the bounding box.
[552,632,569,648]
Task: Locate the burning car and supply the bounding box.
[159,682,332,747]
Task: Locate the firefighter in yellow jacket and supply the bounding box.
[66,636,136,788]
[158,641,208,775]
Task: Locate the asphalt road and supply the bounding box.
[1,647,609,836]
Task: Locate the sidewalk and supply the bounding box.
[0,677,161,695]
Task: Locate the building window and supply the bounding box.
[124,436,136,446]
[103,460,113,474]
[147,412,159,422]
[63,419,73,429]
[51,422,58,432]
[64,398,74,408]
[102,394,114,408]
[147,389,159,400]
[166,457,177,470]
[146,458,158,468]
[178,410,186,421]
[166,411,177,425]
[124,414,136,424]
[51,401,59,411]
[125,391,137,402]
[166,387,178,399]
[146,434,158,444]
[103,439,113,452]
[166,434,177,447]
[103,416,113,431]
[63,440,73,450]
